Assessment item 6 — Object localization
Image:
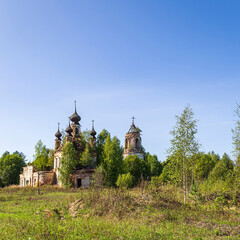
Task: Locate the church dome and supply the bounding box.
[70,101,81,123]
[65,124,73,134]
[55,125,62,139]
[70,112,81,123]
[90,128,96,136]
[90,120,96,137]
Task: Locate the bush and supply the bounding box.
[91,165,105,187]
[116,173,133,189]
[150,176,162,188]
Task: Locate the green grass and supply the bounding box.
[0,186,239,239]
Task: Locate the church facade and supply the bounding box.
[20,105,144,188]
[20,102,96,188]
[54,102,97,187]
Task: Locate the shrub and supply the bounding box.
[91,165,105,187]
[150,176,162,188]
[116,173,133,189]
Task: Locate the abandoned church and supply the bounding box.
[20,102,143,188]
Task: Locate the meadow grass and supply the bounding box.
[0,185,239,239]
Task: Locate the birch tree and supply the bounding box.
[168,105,199,204]
[232,103,240,189]
[232,103,240,166]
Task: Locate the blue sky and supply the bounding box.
[0,0,239,162]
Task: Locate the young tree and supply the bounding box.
[59,142,78,188]
[232,103,240,165]
[81,129,91,143]
[96,129,110,166]
[168,105,200,203]
[145,153,162,177]
[160,154,182,185]
[79,143,94,167]
[208,153,234,182]
[32,140,51,171]
[102,135,123,186]
[194,152,219,180]
[116,173,133,189]
[123,155,149,185]
[0,153,26,187]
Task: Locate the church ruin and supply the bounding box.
[20,102,96,188]
[20,104,144,188]
[123,117,144,159]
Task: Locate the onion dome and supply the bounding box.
[55,123,62,139]
[70,101,81,123]
[65,120,73,135]
[90,120,97,137]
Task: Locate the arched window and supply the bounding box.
[135,138,139,148]
[125,139,128,149]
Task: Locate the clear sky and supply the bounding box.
[0,0,240,162]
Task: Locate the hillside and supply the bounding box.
[0,186,239,239]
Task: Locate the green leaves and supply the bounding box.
[0,153,26,187]
[123,155,148,185]
[102,135,124,186]
[232,103,240,165]
[209,153,234,182]
[59,142,78,188]
[167,105,200,203]
[32,140,52,171]
[116,173,133,189]
[79,144,94,167]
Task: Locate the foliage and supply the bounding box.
[123,155,149,185]
[0,186,240,239]
[61,128,67,145]
[194,152,219,180]
[13,151,26,161]
[208,153,234,182]
[32,140,52,171]
[96,129,110,166]
[144,152,162,177]
[167,105,200,203]
[160,154,182,185]
[81,129,91,143]
[79,143,94,167]
[48,149,55,169]
[102,135,123,186]
[232,103,240,165]
[0,152,26,187]
[150,175,162,188]
[91,165,105,187]
[59,142,78,188]
[116,173,133,189]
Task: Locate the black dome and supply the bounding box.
[90,128,96,136]
[55,130,62,139]
[70,111,81,122]
[65,125,73,134]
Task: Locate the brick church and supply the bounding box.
[20,103,143,188]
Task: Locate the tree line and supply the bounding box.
[1,104,240,199]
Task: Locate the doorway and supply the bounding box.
[77,178,82,188]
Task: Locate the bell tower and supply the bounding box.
[123,117,144,159]
[55,123,62,151]
[69,101,81,139]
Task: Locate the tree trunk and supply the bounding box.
[183,158,186,204]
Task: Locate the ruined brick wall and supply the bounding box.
[72,169,94,188]
[38,172,56,186]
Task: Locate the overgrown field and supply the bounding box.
[0,185,239,240]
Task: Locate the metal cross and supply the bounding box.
[132,116,135,124]
[74,100,77,112]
